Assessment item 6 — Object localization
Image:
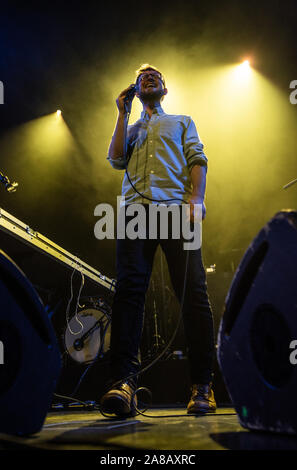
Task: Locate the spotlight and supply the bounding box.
[56,110,62,117]
[233,59,252,81]
[241,59,250,69]
[237,59,251,71]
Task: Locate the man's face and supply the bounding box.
[136,70,166,101]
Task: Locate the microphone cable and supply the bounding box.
[122,99,188,205]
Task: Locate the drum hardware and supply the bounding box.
[0,170,18,193]
[150,279,166,355]
[73,316,106,351]
[283,177,297,190]
[206,264,216,274]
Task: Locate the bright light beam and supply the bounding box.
[233,59,252,83]
[241,59,250,69]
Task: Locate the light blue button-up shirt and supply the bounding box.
[107,105,208,205]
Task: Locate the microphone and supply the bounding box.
[124,84,136,114]
[73,338,84,351]
[124,84,136,102]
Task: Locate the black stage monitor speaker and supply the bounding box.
[0,250,61,435]
[218,210,297,434]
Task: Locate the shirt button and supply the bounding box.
[149,154,153,158]
[150,170,154,174]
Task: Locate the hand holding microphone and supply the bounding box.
[124,84,136,101]
[116,84,136,115]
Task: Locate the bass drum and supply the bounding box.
[64,301,111,365]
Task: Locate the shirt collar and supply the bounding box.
[141,104,165,120]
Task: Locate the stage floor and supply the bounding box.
[1,406,297,451]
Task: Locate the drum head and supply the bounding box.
[64,307,111,364]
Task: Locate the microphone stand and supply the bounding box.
[283,178,297,190]
[0,170,18,193]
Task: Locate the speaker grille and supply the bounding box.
[224,241,268,336]
[250,304,294,388]
[0,321,22,395]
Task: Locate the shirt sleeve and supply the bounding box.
[106,124,134,170]
[183,118,208,172]
[107,154,126,170]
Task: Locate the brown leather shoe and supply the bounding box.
[100,381,137,417]
[187,383,217,414]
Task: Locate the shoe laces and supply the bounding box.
[113,380,135,394]
[191,384,211,399]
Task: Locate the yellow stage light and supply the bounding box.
[230,58,252,85]
[56,109,62,117]
[241,59,250,69]
[236,59,251,74]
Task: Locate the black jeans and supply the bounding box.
[109,205,215,388]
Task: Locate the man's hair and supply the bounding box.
[135,63,166,88]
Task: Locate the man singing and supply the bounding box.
[100,64,216,416]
